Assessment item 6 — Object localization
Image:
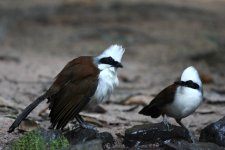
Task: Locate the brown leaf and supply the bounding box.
[82,115,108,127]
[18,119,40,132]
[123,94,151,106]
[196,109,214,114]
[38,106,49,119]
[200,73,214,84]
[118,74,140,83]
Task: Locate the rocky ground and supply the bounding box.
[0,0,225,149]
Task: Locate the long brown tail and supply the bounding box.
[8,94,47,133]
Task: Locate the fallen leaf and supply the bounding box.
[82,115,108,127]
[196,109,214,114]
[80,113,123,127]
[205,91,225,104]
[200,73,214,84]
[119,74,140,83]
[123,94,151,106]
[38,106,49,119]
[18,119,40,132]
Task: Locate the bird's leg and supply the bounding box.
[175,119,195,143]
[162,114,171,131]
[75,115,95,129]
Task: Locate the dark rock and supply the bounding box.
[199,116,225,147]
[124,122,191,147]
[97,132,114,148]
[164,140,225,150]
[64,128,114,148]
[64,140,103,150]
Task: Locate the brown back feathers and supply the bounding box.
[46,56,100,129]
[139,84,177,118]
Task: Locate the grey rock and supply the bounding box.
[124,122,191,147]
[64,140,103,150]
[64,128,114,148]
[199,116,225,147]
[164,140,225,150]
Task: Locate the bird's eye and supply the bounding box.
[108,57,114,61]
[186,80,193,84]
[99,57,114,65]
[185,80,199,89]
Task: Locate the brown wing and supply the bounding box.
[149,84,177,107]
[139,84,177,118]
[46,56,100,129]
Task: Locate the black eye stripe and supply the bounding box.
[175,80,200,89]
[186,81,199,89]
[99,57,114,64]
[99,57,123,68]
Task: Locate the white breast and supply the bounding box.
[93,67,119,104]
[164,86,203,119]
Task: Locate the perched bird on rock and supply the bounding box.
[8,45,125,132]
[139,66,203,141]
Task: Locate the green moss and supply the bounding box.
[12,130,44,150]
[11,129,69,150]
[48,135,69,150]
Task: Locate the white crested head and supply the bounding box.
[95,44,125,70]
[93,45,125,103]
[181,66,202,87]
[97,44,125,62]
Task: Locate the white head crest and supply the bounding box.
[97,45,125,62]
[181,66,202,87]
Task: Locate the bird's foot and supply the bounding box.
[75,115,97,130]
[164,123,173,131]
[162,115,173,131]
[187,130,196,143]
[162,120,173,131]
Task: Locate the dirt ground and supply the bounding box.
[0,0,225,149]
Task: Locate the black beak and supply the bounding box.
[114,61,123,68]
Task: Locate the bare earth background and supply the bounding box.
[0,0,225,149]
